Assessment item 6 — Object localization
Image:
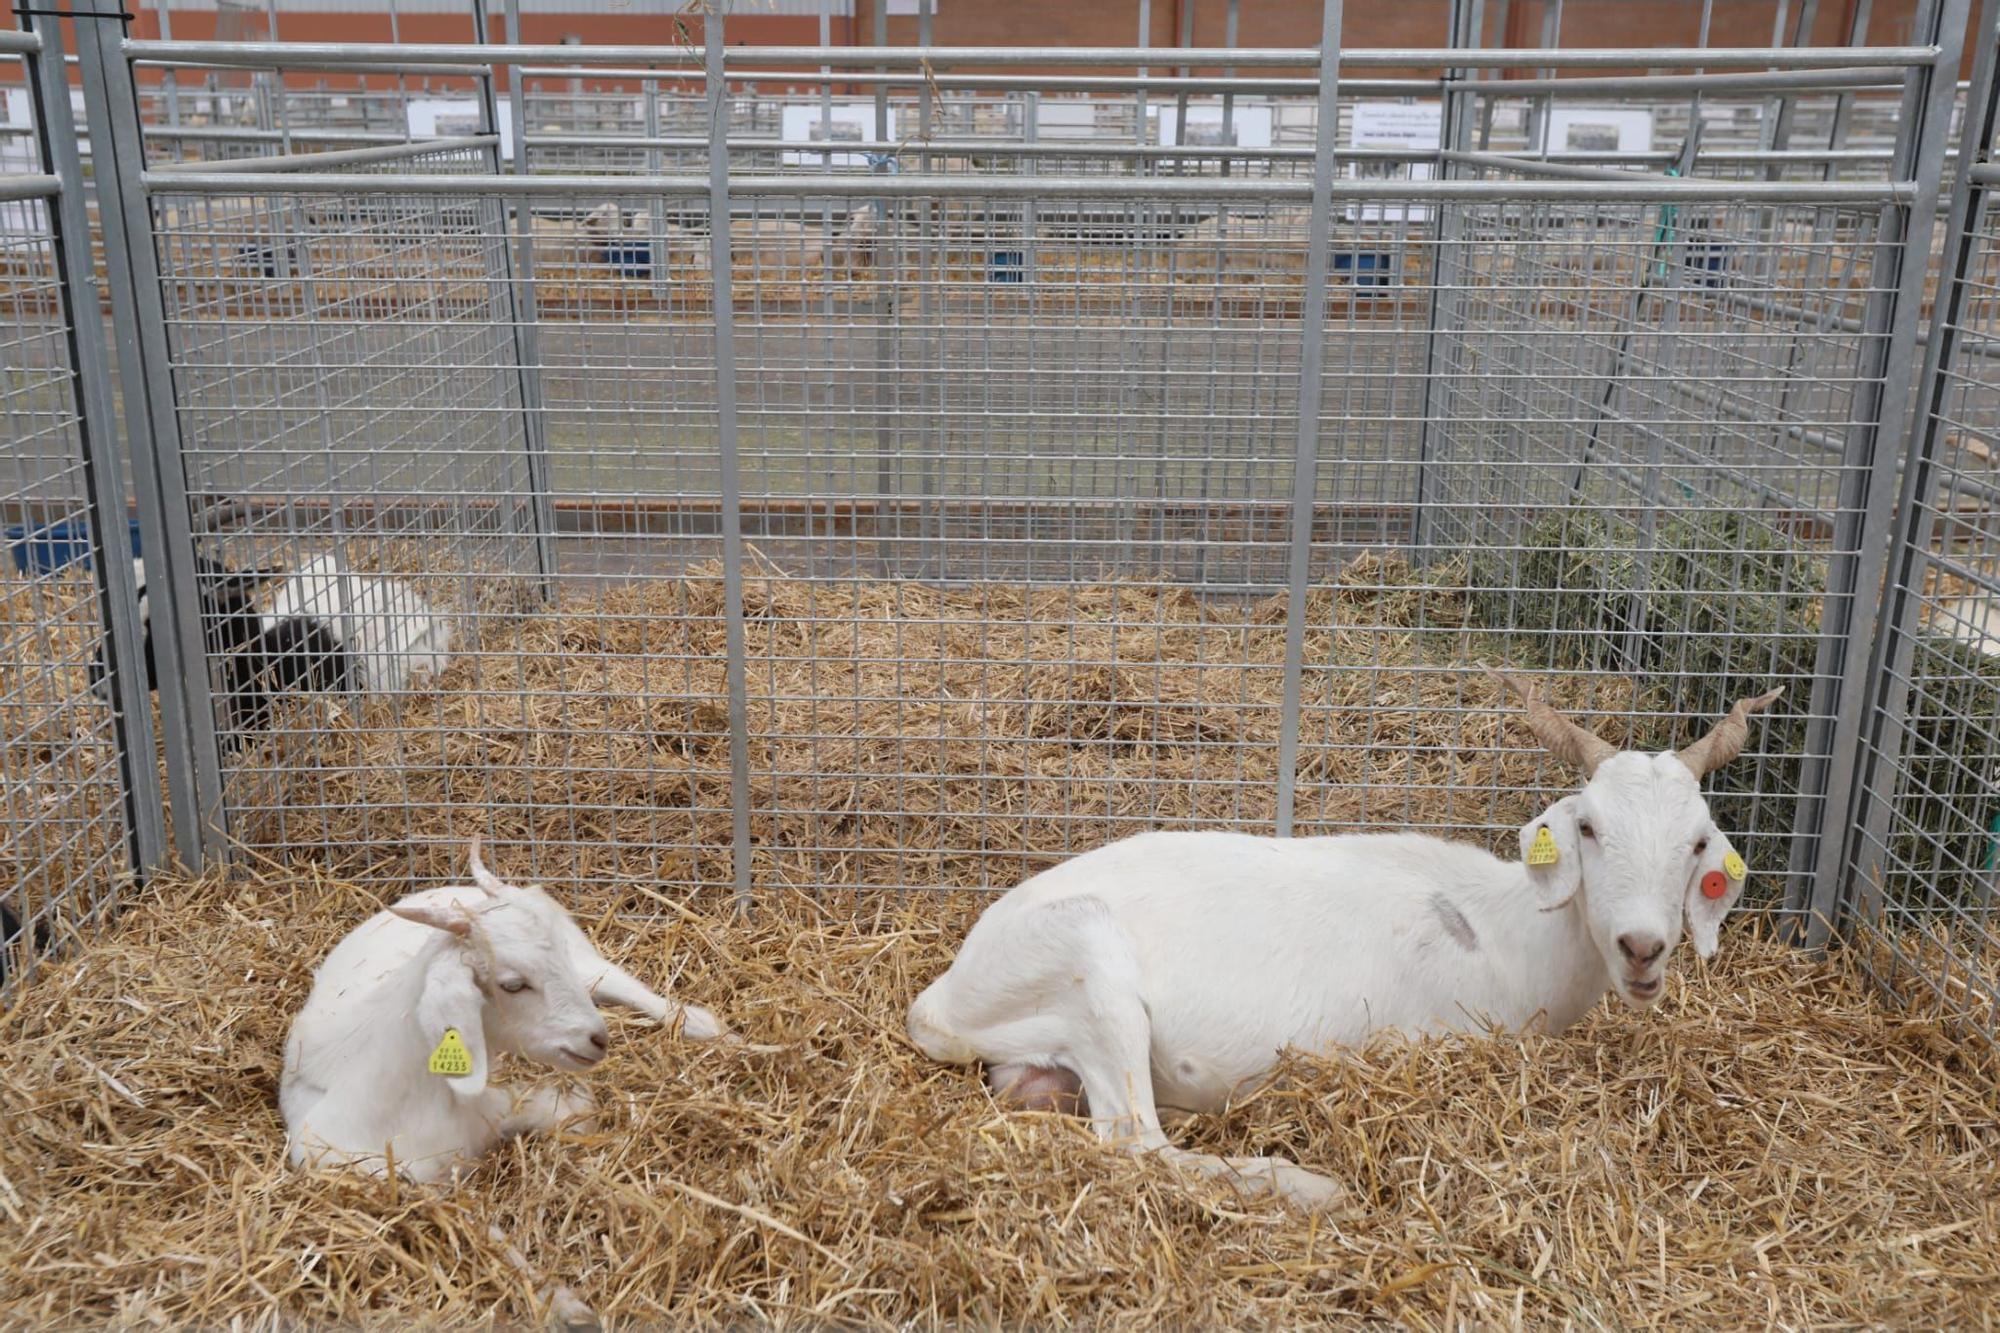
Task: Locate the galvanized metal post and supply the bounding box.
[1137,0,1152,157]
[1023,90,1039,285]
[1220,0,1239,174]
[643,75,662,174]
[1686,0,1716,131]
[916,0,938,576]
[917,0,934,168]
[387,0,410,130]
[872,0,888,147]
[1824,0,1878,179]
[72,0,228,866]
[484,0,559,596]
[1411,0,1483,560]
[819,0,834,174]
[705,4,755,912]
[1274,0,1344,837]
[644,74,670,301]
[1526,0,1562,156]
[20,10,168,877]
[1173,0,1195,169]
[1793,0,1971,943]
[156,0,182,131]
[871,0,897,575]
[1762,0,1819,183]
[1476,0,1505,150]
[1832,0,1999,939]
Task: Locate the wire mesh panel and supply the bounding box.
[0,172,143,989]
[320,180,1348,890]
[143,159,553,880]
[66,22,1960,945]
[459,184,737,891]
[1847,34,2000,1036]
[1412,177,1904,906]
[719,187,1321,890]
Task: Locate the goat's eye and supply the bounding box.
[1694,838,1710,856]
[1577,821,1596,840]
[499,978,530,994]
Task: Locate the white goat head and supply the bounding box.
[581,202,625,240]
[1493,671,1782,1010]
[386,839,611,1096]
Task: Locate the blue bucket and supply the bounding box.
[1333,251,1393,289]
[991,250,1025,284]
[6,518,144,575]
[601,242,654,278]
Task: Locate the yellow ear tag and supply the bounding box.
[1723,851,1747,882]
[1527,826,1561,866]
[427,1028,474,1077]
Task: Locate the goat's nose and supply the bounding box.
[588,1028,608,1052]
[1618,933,1666,966]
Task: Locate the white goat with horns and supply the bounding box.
[282,838,730,1181]
[907,671,1783,1208]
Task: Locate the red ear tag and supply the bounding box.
[1700,870,1729,900]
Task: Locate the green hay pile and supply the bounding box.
[1466,510,2000,910]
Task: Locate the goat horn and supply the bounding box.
[467,834,511,896]
[1486,668,1619,775]
[1675,686,1784,779]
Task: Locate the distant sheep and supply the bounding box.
[578,203,879,279]
[581,202,665,277]
[281,837,730,1181]
[1175,207,1313,281]
[1931,593,2000,658]
[89,550,456,741]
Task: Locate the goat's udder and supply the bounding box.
[987,1062,1089,1116]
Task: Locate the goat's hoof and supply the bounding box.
[546,1284,600,1330]
[1252,1157,1347,1212]
[556,1089,598,1135]
[670,1003,732,1043]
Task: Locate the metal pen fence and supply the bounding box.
[1846,0,2000,1041]
[0,19,157,991]
[0,0,1992,1037]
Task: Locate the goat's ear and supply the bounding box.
[198,563,279,608]
[415,951,489,1098]
[389,901,474,936]
[1684,831,1745,960]
[1520,797,1584,911]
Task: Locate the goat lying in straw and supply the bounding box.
[908,671,1782,1209]
[282,838,729,1181]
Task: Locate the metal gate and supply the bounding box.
[1845,0,2000,1036]
[0,16,158,991]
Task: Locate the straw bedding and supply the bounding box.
[226,553,1666,891]
[1,871,1996,1329]
[2,556,1997,1326]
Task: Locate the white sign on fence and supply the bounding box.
[1150,100,1274,150]
[1346,101,1441,223]
[780,102,896,167]
[1547,107,1655,155]
[0,89,39,239]
[406,97,513,163]
[1,88,33,174]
